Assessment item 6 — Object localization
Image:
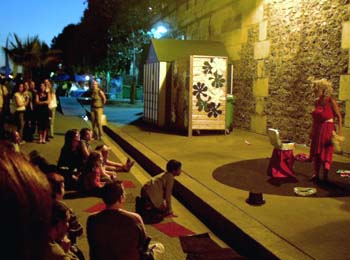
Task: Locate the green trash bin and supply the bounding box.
[226,94,235,132]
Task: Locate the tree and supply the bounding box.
[3,33,60,80]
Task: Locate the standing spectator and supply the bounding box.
[13,81,29,141]
[310,79,343,182]
[46,79,57,138]
[0,79,9,138]
[87,180,148,260]
[140,159,182,217]
[90,80,106,140]
[46,201,79,260]
[36,82,51,144]
[0,149,53,260]
[23,81,34,141]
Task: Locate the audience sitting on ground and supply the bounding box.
[46,201,79,260]
[87,180,151,260]
[10,130,21,152]
[29,150,58,174]
[95,144,135,173]
[58,129,85,188]
[80,127,93,161]
[139,159,182,221]
[47,173,85,260]
[81,151,114,193]
[0,148,53,260]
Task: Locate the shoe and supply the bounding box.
[309,174,320,181]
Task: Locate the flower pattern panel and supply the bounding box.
[192,57,226,118]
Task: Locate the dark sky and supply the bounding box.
[0,0,86,66]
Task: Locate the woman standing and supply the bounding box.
[13,82,29,141]
[35,82,51,144]
[46,79,57,138]
[310,79,343,182]
[90,80,106,140]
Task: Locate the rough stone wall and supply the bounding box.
[155,0,350,151]
[264,0,349,143]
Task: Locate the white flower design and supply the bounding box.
[208,87,224,104]
[210,58,226,75]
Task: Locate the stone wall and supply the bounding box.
[155,0,350,152]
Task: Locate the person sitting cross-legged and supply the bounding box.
[87,180,149,260]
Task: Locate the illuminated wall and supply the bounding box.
[155,0,350,152]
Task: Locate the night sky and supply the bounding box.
[0,0,86,66]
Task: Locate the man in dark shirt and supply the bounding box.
[87,180,146,260]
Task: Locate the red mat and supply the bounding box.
[84,202,105,213]
[153,222,195,237]
[123,180,136,188]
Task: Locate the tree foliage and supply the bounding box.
[3,33,60,80]
[51,0,159,78]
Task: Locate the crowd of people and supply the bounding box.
[0,77,57,144]
[0,104,179,260]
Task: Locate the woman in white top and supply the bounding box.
[45,79,57,138]
[13,82,29,140]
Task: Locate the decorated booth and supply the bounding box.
[144,39,229,136]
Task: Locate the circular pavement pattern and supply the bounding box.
[213,158,350,197]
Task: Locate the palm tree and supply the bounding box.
[3,33,60,80]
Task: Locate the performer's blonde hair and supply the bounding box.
[311,78,333,97]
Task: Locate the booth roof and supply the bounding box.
[147,39,229,63]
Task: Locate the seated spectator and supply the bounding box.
[46,201,79,260]
[0,149,52,260]
[47,173,84,260]
[95,144,135,173]
[87,180,148,260]
[10,130,21,152]
[80,127,93,162]
[140,159,181,218]
[58,129,85,188]
[81,151,113,193]
[29,150,57,174]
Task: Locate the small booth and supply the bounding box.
[144,39,229,136]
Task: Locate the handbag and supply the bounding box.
[332,131,345,153]
[101,114,107,126]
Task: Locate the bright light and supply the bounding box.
[50,72,55,77]
[85,75,90,81]
[152,25,168,39]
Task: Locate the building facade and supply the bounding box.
[153,0,350,152]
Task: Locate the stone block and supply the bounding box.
[339,75,350,101]
[257,60,265,78]
[253,78,269,97]
[242,3,264,27]
[341,127,350,153]
[259,20,267,41]
[345,101,350,128]
[251,114,267,134]
[255,98,265,115]
[342,21,350,49]
[254,41,270,60]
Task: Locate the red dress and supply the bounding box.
[309,97,335,170]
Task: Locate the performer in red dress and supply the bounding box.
[310,79,342,181]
